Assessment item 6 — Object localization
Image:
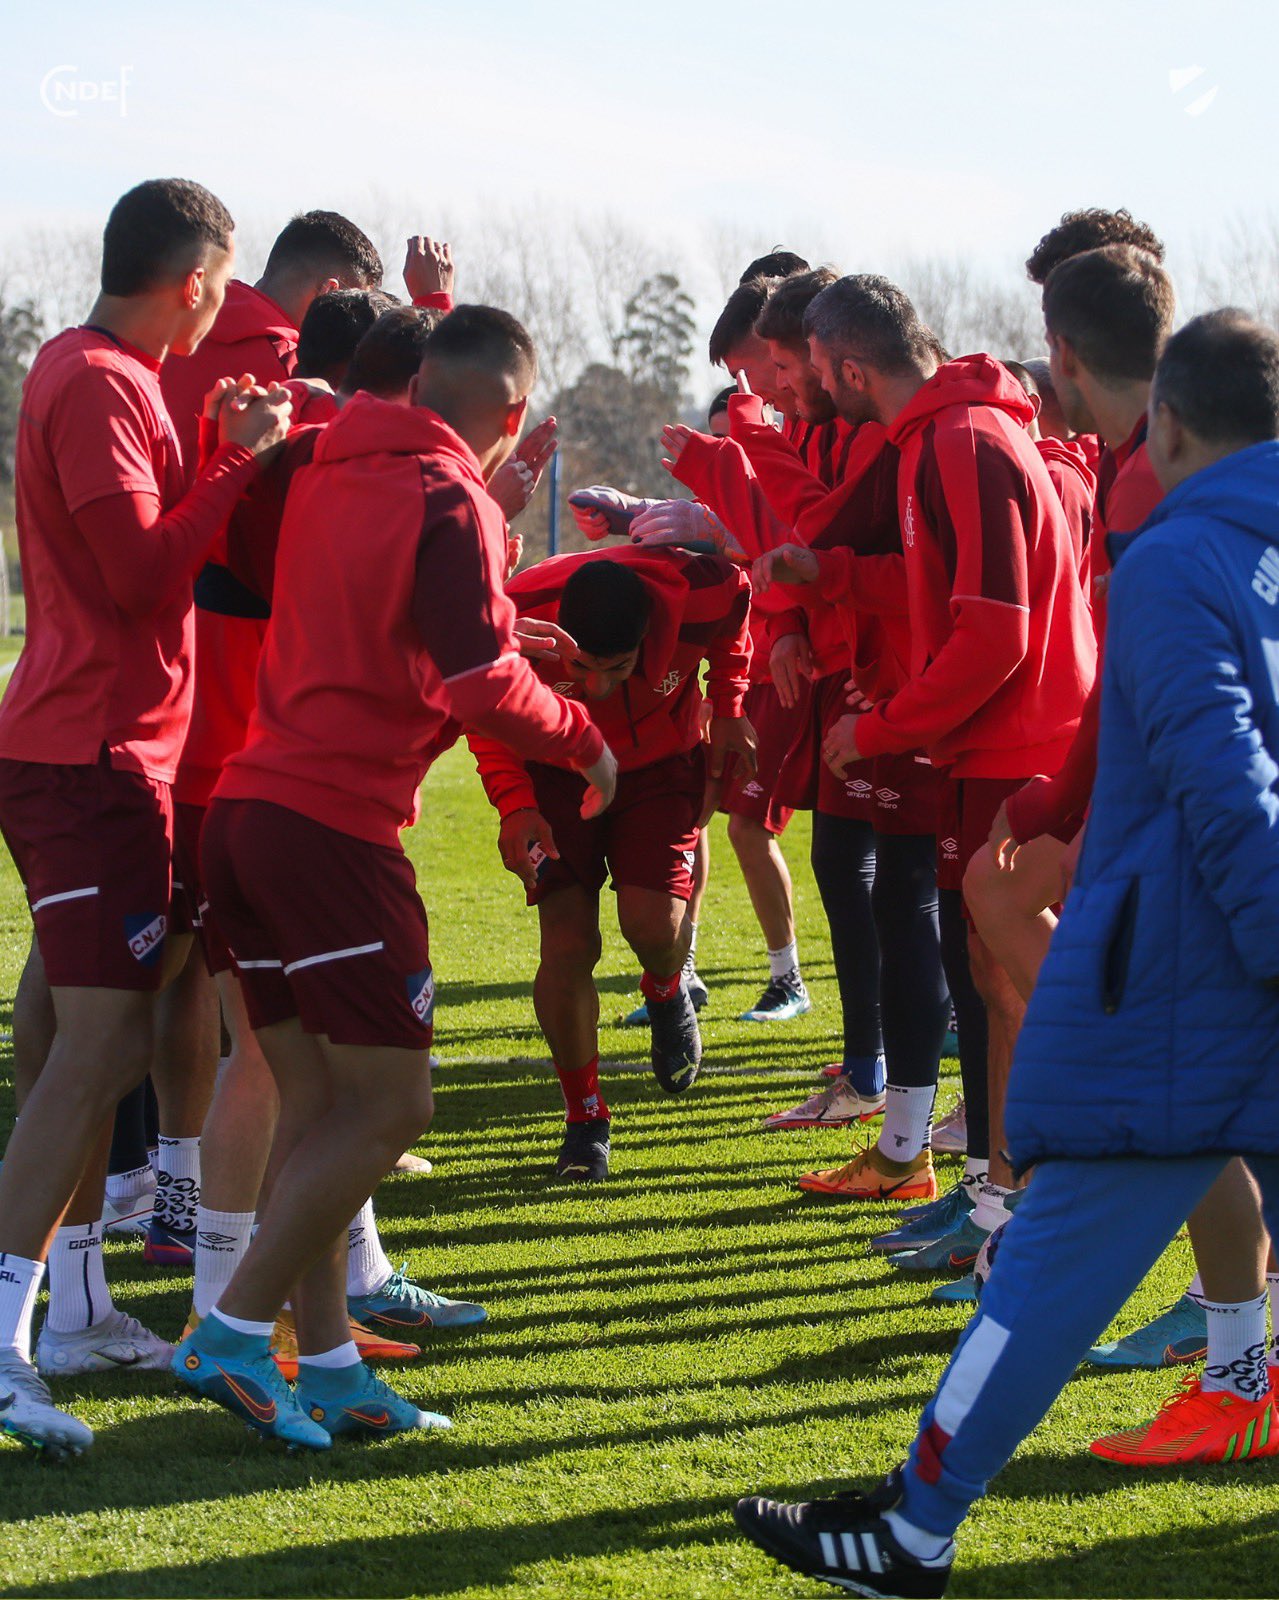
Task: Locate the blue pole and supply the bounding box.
[547,448,562,557]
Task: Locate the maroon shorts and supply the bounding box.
[527,746,705,905]
[0,749,172,990]
[936,775,1029,894]
[718,680,798,836]
[201,798,433,1049]
[870,752,940,837]
[776,671,876,819]
[171,801,233,975]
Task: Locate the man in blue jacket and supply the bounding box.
[734,308,1279,1597]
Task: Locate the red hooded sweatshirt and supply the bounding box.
[853,355,1096,779]
[470,546,751,820]
[1004,417,1162,844]
[1036,435,1096,574]
[215,395,602,846]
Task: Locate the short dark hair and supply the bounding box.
[419,304,537,393]
[295,288,398,382]
[100,178,234,297]
[1002,359,1039,399]
[740,248,809,284]
[1042,245,1174,384]
[803,274,936,375]
[755,267,840,345]
[1153,309,1279,447]
[709,276,775,366]
[1019,356,1055,401]
[1026,208,1165,285]
[345,305,442,396]
[558,559,653,657]
[708,385,735,425]
[263,210,383,288]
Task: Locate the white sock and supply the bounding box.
[961,1157,988,1195]
[193,1207,255,1319]
[972,1181,1013,1234]
[346,1200,394,1297]
[1186,1272,1206,1305]
[687,921,698,956]
[1201,1292,1269,1400]
[877,1084,935,1163]
[0,1252,46,1358]
[1267,1272,1279,1367]
[883,1509,956,1567]
[153,1135,200,1232]
[45,1221,113,1333]
[210,1305,274,1339]
[105,1163,154,1204]
[297,1341,361,1370]
[767,940,799,981]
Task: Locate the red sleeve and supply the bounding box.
[855,432,1031,759]
[697,567,752,717]
[672,431,789,562]
[411,484,603,795]
[72,443,261,618]
[1004,674,1099,843]
[812,546,911,617]
[726,394,832,530]
[413,292,454,312]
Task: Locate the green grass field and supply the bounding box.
[0,738,1275,1598]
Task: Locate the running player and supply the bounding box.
[472,546,755,1183]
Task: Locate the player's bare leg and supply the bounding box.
[964,835,1065,1003]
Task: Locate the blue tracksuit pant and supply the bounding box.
[898,1155,1279,1539]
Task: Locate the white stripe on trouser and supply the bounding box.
[819,1532,838,1568]
[235,958,284,970]
[283,941,384,976]
[31,885,99,914]
[934,1314,1012,1436]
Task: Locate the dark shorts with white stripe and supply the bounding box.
[201,797,434,1049]
[0,747,172,990]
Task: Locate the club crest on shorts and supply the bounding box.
[124,912,167,965]
[406,965,436,1025]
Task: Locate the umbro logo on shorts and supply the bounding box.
[125,913,167,965]
[743,781,764,797]
[552,681,579,696]
[406,965,436,1025]
[940,836,959,856]
[875,787,901,805]
[848,778,873,795]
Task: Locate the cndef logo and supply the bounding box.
[41,65,132,118]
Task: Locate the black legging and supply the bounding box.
[810,812,882,1062]
[873,833,950,1091]
[939,886,989,1161]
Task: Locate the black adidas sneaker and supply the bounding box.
[734,1471,953,1597]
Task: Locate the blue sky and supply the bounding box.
[0,0,1273,310]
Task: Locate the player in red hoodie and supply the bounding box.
[798,276,1094,1250]
[471,546,754,1183]
[0,179,291,1457]
[171,306,612,1448]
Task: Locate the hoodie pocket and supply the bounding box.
[1102,879,1141,1015]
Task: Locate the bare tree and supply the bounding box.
[1194,215,1279,329]
[897,256,1044,360]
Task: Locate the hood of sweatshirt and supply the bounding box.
[208,280,296,347]
[312,391,485,486]
[889,354,1036,446]
[1037,434,1096,488]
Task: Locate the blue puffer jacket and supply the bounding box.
[1008,441,1279,1169]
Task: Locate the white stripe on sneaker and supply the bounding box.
[283,941,384,976]
[840,1532,861,1568]
[860,1532,883,1574]
[31,885,99,913]
[819,1531,839,1568]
